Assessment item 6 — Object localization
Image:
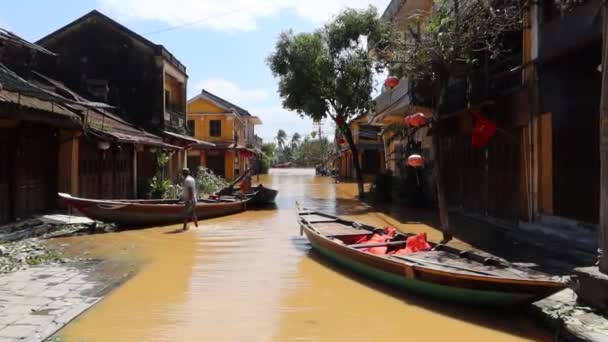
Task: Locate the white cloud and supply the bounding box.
[191,78,268,104]
[99,0,391,32]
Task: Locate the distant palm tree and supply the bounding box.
[276,129,287,149]
[291,132,301,149]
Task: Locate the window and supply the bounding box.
[210,120,222,137]
[165,90,171,111]
[187,120,195,136]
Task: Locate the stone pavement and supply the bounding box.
[532,289,608,341]
[0,263,103,342]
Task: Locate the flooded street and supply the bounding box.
[55,169,550,341]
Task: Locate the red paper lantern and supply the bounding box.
[239,150,253,159]
[384,76,400,89]
[404,113,428,127]
[407,154,425,168]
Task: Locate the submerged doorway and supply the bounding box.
[206,151,226,179]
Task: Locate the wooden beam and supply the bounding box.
[599,3,608,273]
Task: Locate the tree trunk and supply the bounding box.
[344,125,365,198]
[432,85,453,243]
[599,2,608,273]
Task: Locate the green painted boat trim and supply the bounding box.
[310,239,535,307]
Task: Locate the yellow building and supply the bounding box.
[186,90,262,181]
[337,114,385,182]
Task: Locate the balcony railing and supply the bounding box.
[164,109,186,131]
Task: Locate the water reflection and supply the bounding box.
[56,168,550,341]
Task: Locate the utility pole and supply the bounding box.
[599,1,608,273]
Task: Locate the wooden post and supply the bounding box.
[599,2,608,273]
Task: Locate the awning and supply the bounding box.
[162,131,214,147]
[91,128,181,150]
[193,141,255,153]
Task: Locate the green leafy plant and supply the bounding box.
[196,167,229,196]
[149,150,175,199]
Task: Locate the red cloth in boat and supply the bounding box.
[388,233,432,255]
[359,227,397,255]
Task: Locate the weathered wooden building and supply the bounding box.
[373,0,603,238]
[0,29,79,223]
[35,10,207,184]
[0,28,181,224]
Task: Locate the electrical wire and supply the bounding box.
[142,8,246,35]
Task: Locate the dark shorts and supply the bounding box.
[184,200,195,217]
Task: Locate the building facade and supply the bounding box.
[186,90,262,181]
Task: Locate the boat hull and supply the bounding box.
[59,193,247,227]
[247,187,278,205]
[302,225,564,307]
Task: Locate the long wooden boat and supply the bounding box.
[216,170,278,205]
[59,193,249,227]
[218,185,278,205]
[297,206,568,307]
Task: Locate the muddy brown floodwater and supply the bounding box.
[53,169,551,341]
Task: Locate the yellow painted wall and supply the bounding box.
[187,97,251,181]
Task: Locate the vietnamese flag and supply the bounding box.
[471,111,497,148]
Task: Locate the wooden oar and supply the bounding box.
[217,168,252,195]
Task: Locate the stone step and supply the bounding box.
[538,214,598,232]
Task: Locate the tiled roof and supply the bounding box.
[0,28,56,56]
[201,90,251,117]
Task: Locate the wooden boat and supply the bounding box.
[216,169,278,205]
[297,206,568,307]
[218,185,278,205]
[59,193,249,227]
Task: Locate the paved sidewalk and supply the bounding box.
[0,263,103,342]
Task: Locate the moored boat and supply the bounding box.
[218,185,278,205]
[297,206,568,307]
[215,170,278,205]
[59,193,248,227]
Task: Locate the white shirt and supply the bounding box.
[183,175,197,202]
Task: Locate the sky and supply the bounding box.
[2,0,390,142]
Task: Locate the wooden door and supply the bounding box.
[14,126,57,219]
[79,141,102,199]
[0,129,12,223]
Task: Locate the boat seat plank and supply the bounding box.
[311,222,365,236]
[391,251,546,280]
[301,214,336,222]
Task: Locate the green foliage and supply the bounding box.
[268,7,389,196]
[195,167,229,196]
[26,250,63,266]
[267,6,388,123]
[379,0,521,90]
[276,129,287,149]
[149,150,175,199]
[259,143,276,174]
[295,137,334,167]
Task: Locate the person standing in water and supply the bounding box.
[182,168,198,231]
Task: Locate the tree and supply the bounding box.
[276,129,287,150]
[291,132,302,149]
[268,7,390,197]
[377,0,520,240]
